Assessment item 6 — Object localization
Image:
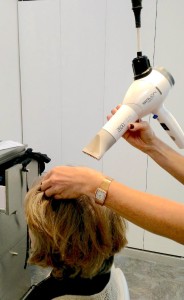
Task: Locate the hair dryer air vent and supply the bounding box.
[132,55,152,80]
[155,66,175,87]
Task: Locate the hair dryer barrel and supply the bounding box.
[82,105,138,160]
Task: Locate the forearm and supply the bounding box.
[146,137,184,184]
[124,121,184,184]
[41,165,184,244]
[104,180,184,244]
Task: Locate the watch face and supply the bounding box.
[95,188,106,202]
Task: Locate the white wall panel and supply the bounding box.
[144,0,184,256]
[0,0,22,141]
[18,0,62,168]
[59,0,106,171]
[18,0,106,171]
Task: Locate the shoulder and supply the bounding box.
[23,276,66,300]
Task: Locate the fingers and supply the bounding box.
[54,194,64,200]
[40,178,51,192]
[40,171,57,197]
[40,166,75,199]
[41,179,54,197]
[41,182,64,198]
[107,104,121,121]
[128,120,149,132]
[40,167,62,192]
[115,104,121,110]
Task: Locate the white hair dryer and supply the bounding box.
[83,55,184,160]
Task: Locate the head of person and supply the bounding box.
[24,179,127,280]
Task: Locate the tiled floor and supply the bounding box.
[25,248,184,300]
[114,248,184,300]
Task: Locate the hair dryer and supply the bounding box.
[83,0,184,160]
[83,57,184,160]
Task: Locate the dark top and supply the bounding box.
[23,272,111,300]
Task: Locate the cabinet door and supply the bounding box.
[5,164,23,215]
[0,163,27,256]
[0,159,38,298]
[0,160,38,255]
[0,236,31,300]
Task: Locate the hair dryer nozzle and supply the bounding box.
[83,129,116,160]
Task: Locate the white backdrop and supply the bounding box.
[0,0,22,141]
[2,0,183,256]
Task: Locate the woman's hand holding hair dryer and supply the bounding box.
[108,104,184,184]
[107,104,157,153]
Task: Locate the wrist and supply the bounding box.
[142,135,161,156]
[145,137,163,155]
[80,168,105,200]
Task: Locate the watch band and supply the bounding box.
[95,177,113,205]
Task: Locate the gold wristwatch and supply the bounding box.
[95,177,113,205]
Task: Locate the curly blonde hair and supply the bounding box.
[24,181,127,279]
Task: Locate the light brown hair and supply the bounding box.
[24,182,127,279]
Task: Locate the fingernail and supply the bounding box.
[129,124,134,129]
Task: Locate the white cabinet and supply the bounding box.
[0,148,39,299]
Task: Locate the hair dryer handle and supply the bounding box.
[153,105,184,148]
